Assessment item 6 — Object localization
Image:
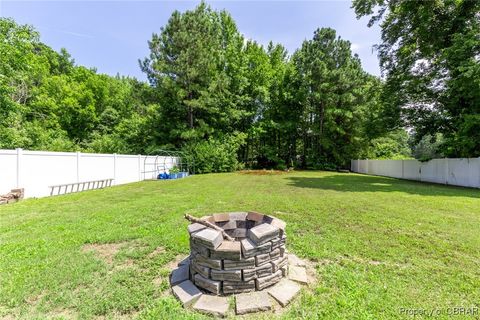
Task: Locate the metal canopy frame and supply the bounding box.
[142,150,194,180]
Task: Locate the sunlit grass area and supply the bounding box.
[1,171,479,319]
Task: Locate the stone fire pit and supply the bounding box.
[169,211,310,317]
[188,211,287,295]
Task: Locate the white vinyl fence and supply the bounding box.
[0,149,179,198]
[351,158,480,188]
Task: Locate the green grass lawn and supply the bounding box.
[1,171,479,319]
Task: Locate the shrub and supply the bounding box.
[183,133,246,174]
[170,166,180,174]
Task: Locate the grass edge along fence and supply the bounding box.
[351,158,480,188]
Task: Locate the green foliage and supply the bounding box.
[411,133,444,161]
[0,18,158,153]
[169,166,180,174]
[353,0,480,158]
[366,130,412,160]
[140,2,245,144]
[183,133,246,173]
[291,28,383,167]
[1,4,412,171]
[139,3,392,170]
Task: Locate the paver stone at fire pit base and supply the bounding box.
[288,253,307,267]
[177,255,191,266]
[193,295,229,317]
[268,279,301,307]
[170,263,190,286]
[235,291,272,315]
[288,265,308,284]
[171,280,202,307]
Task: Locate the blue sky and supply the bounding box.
[0,1,381,80]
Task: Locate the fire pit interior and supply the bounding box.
[186,211,287,295]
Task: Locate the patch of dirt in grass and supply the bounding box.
[305,260,318,285]
[147,246,166,258]
[82,239,152,267]
[82,242,129,265]
[45,308,77,320]
[238,169,290,175]
[121,240,150,254]
[113,258,135,272]
[0,310,17,320]
[2,308,78,320]
[164,254,189,271]
[25,291,46,306]
[93,311,139,320]
[152,276,164,287]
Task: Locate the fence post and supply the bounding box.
[366,159,369,174]
[138,154,142,181]
[402,159,405,179]
[478,157,480,188]
[113,153,117,185]
[76,151,81,183]
[444,157,449,185]
[16,148,23,188]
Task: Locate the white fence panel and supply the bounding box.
[0,150,19,195]
[0,149,180,199]
[80,154,115,183]
[351,157,480,189]
[446,158,480,188]
[115,155,141,185]
[21,151,77,198]
[420,159,447,184]
[142,156,158,180]
[403,160,421,181]
[351,159,359,173]
[369,160,403,178]
[358,160,368,174]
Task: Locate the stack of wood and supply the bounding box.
[0,188,24,205]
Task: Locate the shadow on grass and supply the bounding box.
[286,174,480,198]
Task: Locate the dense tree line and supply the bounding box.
[3,1,476,172]
[140,3,391,170]
[354,0,480,158]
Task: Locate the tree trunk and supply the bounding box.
[187,91,194,129]
[318,102,325,157]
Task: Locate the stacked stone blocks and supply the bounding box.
[188,211,287,295]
